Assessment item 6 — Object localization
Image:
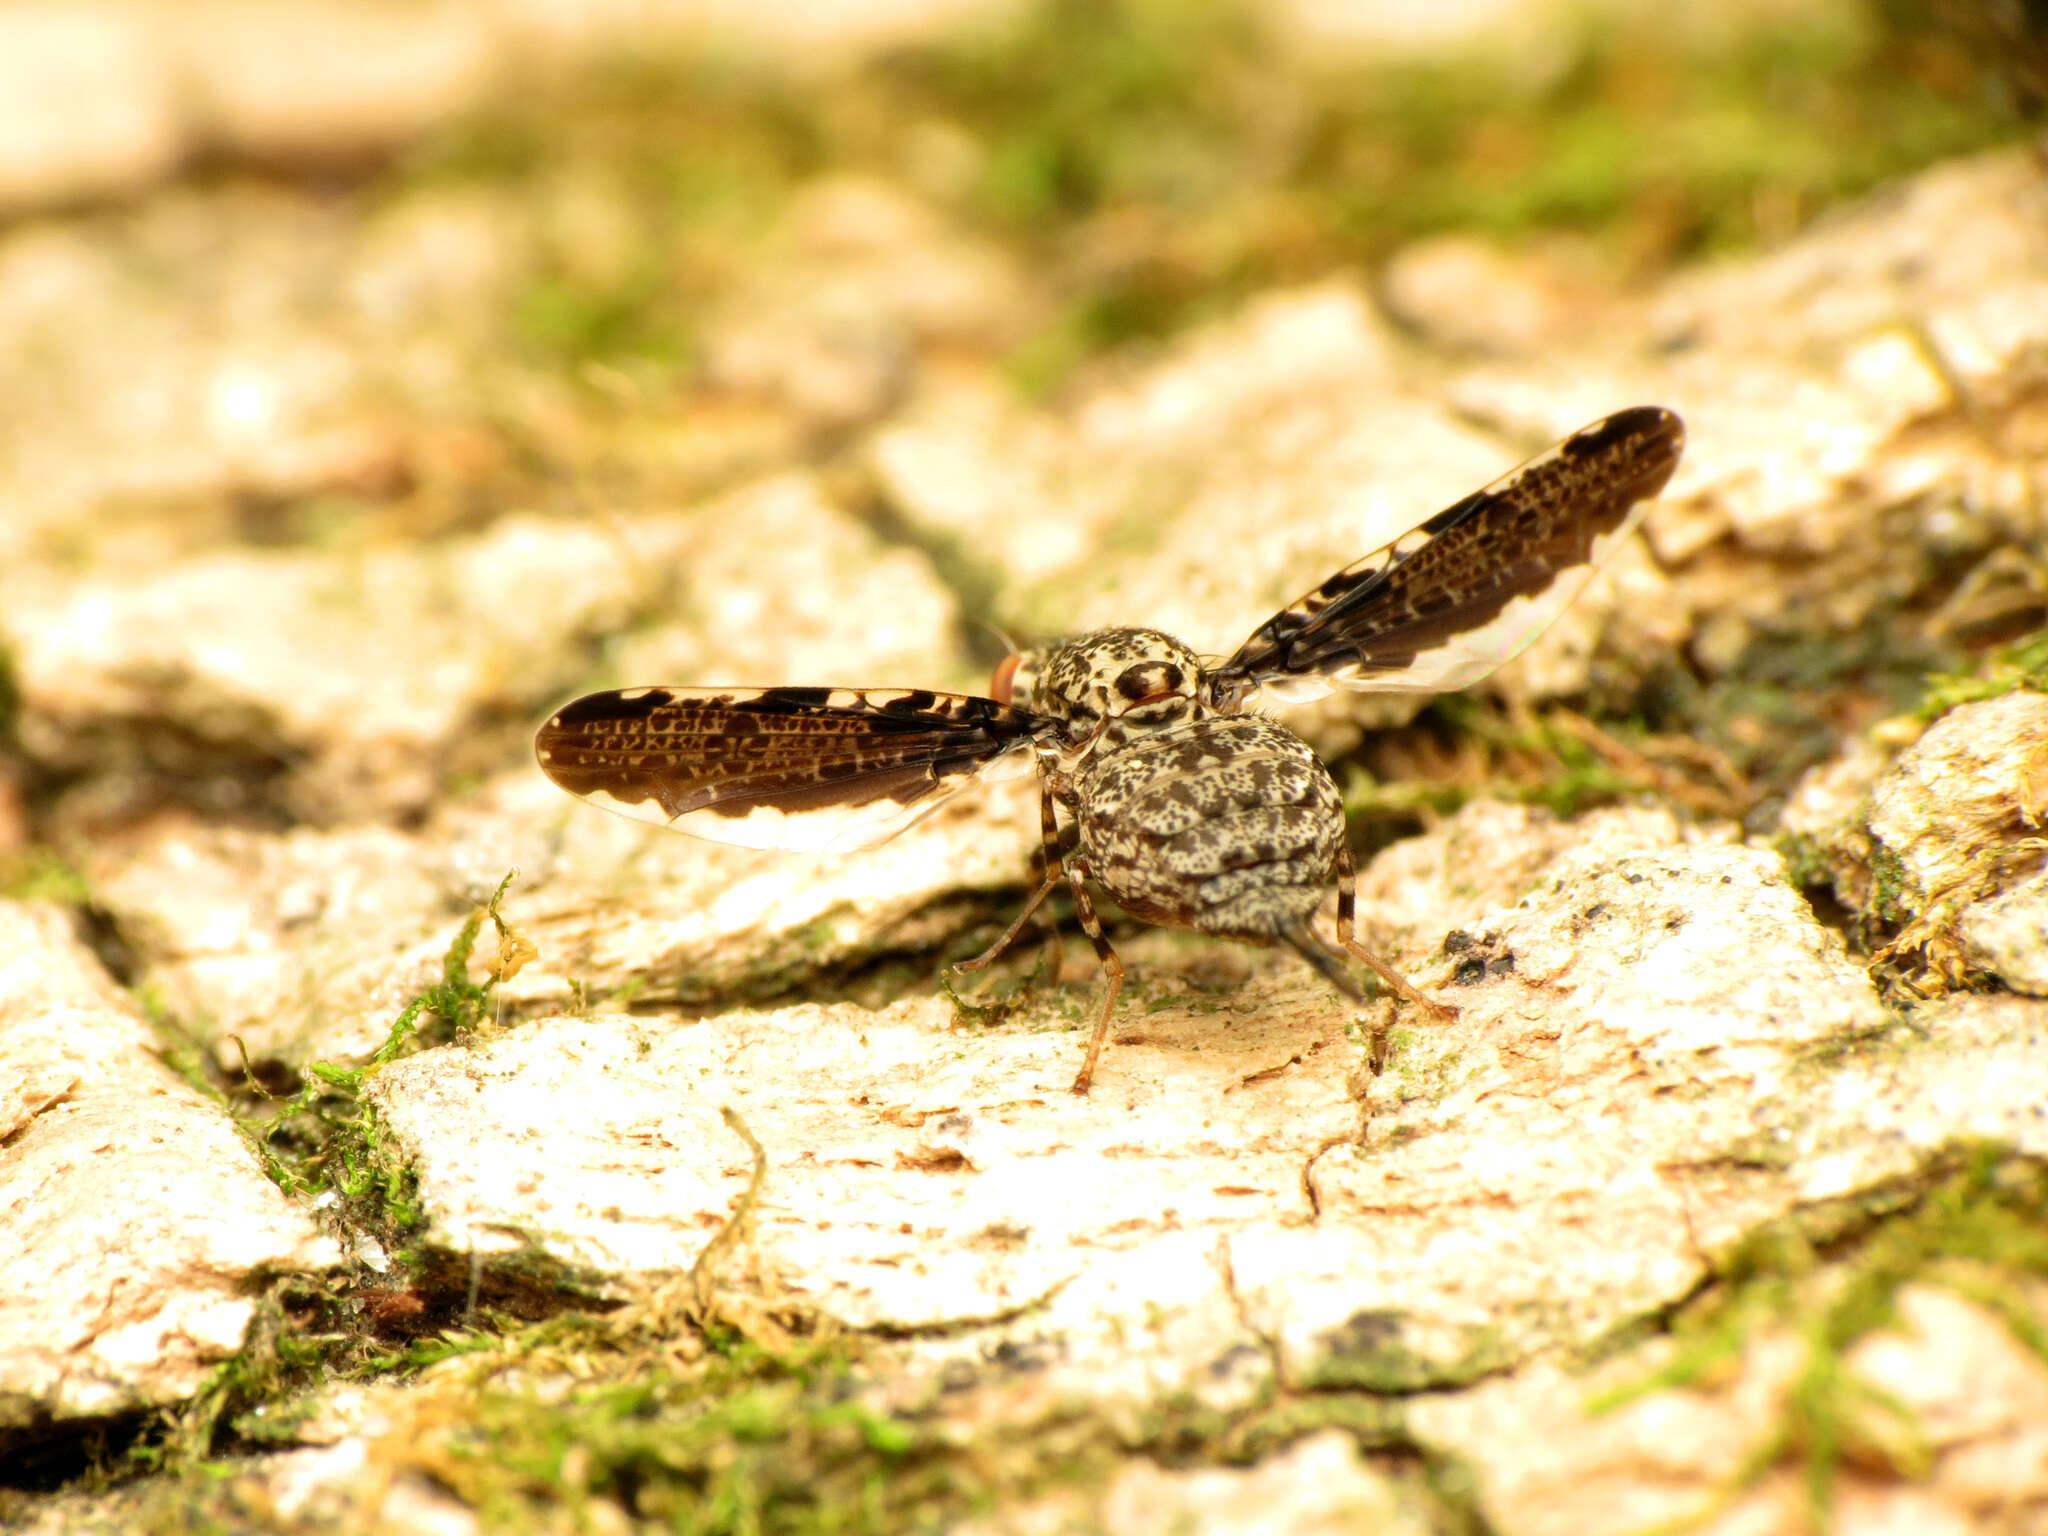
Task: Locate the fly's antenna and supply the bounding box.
[980,618,1022,658]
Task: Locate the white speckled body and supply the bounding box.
[1004,626,1347,941]
[1066,713,1346,939]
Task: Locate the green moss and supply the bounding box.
[1374,1036,1466,1109]
[437,1342,961,1534]
[1341,766,1471,826]
[250,873,522,1229]
[936,941,1055,1028]
[1136,1384,1411,1469]
[0,846,89,905]
[511,267,695,370]
[1590,1146,2048,1532]
[1304,1311,1517,1394]
[380,0,2026,389]
[1910,630,2048,722]
[1866,841,1914,926]
[1361,696,1650,823]
[1647,615,1964,809]
[1772,830,1837,894]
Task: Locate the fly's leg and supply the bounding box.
[952,853,1061,977]
[953,779,1066,978]
[1029,776,1068,978]
[1066,862,1125,1096]
[1331,842,1456,1022]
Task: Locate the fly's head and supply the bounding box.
[991,627,1212,754]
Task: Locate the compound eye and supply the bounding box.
[989,651,1022,705]
[1114,660,1184,703]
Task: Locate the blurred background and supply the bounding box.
[0,0,2040,858]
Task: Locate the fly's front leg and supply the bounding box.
[1334,842,1456,1023]
[1065,861,1125,1096]
[1031,778,1068,978]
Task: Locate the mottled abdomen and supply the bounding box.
[1070,715,1345,940]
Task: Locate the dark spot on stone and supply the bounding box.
[1583,903,1608,921]
[1207,1343,1266,1380]
[983,1337,1060,1374]
[1322,1309,1404,1353]
[1449,931,1513,985]
[1442,929,1475,955]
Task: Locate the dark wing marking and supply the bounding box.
[535,686,1049,851]
[1213,406,1684,705]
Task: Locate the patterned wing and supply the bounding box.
[535,687,1048,852]
[1212,407,1684,705]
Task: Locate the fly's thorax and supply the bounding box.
[991,627,1214,752]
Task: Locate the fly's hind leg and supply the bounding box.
[1330,842,1455,1023]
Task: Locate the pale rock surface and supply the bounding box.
[363,803,2046,1422]
[175,1,498,164]
[1775,689,2048,990]
[10,511,656,826]
[1100,1432,1428,1536]
[0,901,338,1441]
[495,762,1042,1014]
[1412,1277,2048,1536]
[363,983,1343,1399]
[595,471,972,693]
[0,1,499,211]
[1252,834,1909,1389]
[0,4,181,208]
[10,472,964,831]
[961,1428,1430,1536]
[1962,870,2048,995]
[1454,149,2048,669]
[1352,799,1727,947]
[1866,689,2048,916]
[0,0,1024,215]
[81,816,475,1070]
[81,749,1038,1071]
[1377,233,1591,356]
[702,177,1040,432]
[0,192,407,558]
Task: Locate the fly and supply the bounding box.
[536,407,1685,1092]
